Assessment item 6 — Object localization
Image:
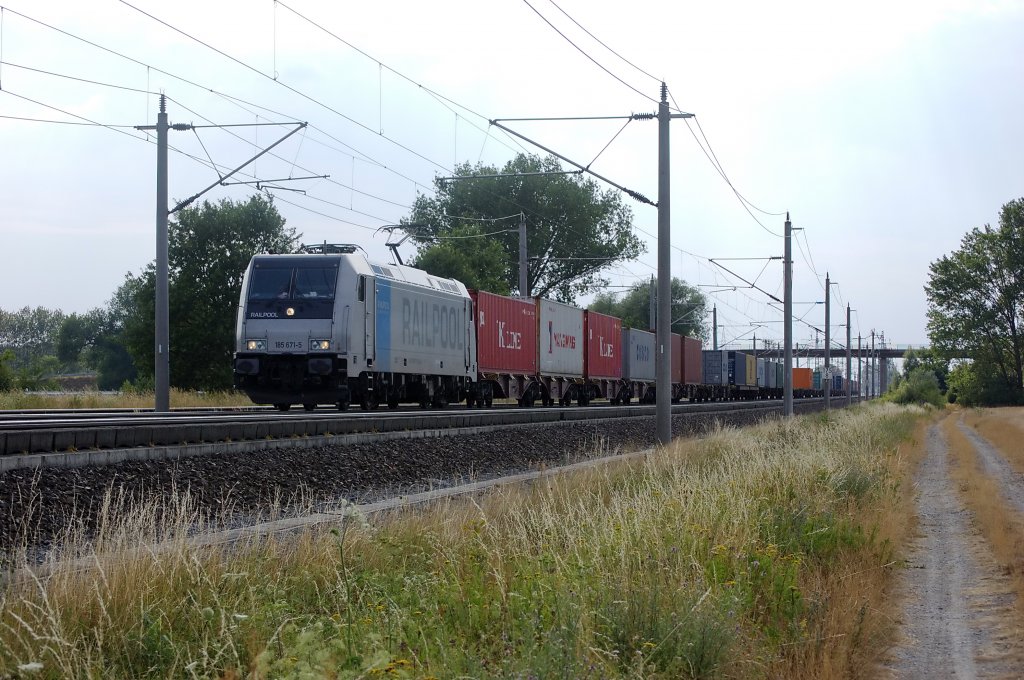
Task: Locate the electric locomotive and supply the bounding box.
[233,244,477,411]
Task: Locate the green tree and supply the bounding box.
[57,308,137,390]
[408,154,644,302]
[890,366,944,408]
[120,195,298,390]
[925,197,1024,404]
[15,355,60,390]
[945,361,979,405]
[929,196,1024,401]
[589,277,708,341]
[0,350,15,391]
[411,225,512,296]
[0,306,65,369]
[901,347,949,392]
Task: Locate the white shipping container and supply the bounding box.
[538,298,584,377]
[622,328,656,382]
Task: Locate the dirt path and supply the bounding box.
[882,418,1024,678]
[956,418,1024,517]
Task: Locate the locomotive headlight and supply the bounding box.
[286,307,296,317]
[309,338,331,351]
[246,339,267,351]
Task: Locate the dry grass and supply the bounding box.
[0,389,251,410]
[942,412,1024,602]
[961,406,1024,476]
[863,415,932,677]
[0,404,924,678]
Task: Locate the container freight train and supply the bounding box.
[790,367,859,399]
[233,245,807,410]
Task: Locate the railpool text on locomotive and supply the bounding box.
[399,298,466,349]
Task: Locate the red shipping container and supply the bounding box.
[584,310,622,379]
[670,334,683,383]
[680,336,702,385]
[471,291,538,375]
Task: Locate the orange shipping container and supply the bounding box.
[792,367,813,390]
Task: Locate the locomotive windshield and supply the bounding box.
[245,260,339,320]
[248,266,337,301]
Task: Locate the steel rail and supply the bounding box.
[0,398,859,466]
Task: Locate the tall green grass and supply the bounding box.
[0,403,922,678]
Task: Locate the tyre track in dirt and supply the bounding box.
[883,419,1024,678]
[957,416,1024,517]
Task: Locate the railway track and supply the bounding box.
[0,397,858,562]
[0,398,858,469]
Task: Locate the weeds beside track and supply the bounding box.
[0,403,922,678]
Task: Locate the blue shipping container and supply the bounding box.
[728,351,749,386]
[701,350,729,385]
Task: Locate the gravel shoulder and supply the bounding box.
[882,416,1024,678]
[1,405,806,557]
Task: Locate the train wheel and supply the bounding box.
[303,403,316,412]
[275,403,291,412]
[336,400,349,411]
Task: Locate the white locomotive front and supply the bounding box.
[233,244,477,411]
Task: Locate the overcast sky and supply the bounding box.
[2,0,1022,352]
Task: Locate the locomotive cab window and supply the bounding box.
[249,266,337,301]
[246,261,338,320]
[249,267,294,300]
[294,267,337,300]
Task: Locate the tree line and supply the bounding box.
[13,160,1016,404]
[915,196,1024,406]
[0,195,296,392]
[0,153,709,393]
